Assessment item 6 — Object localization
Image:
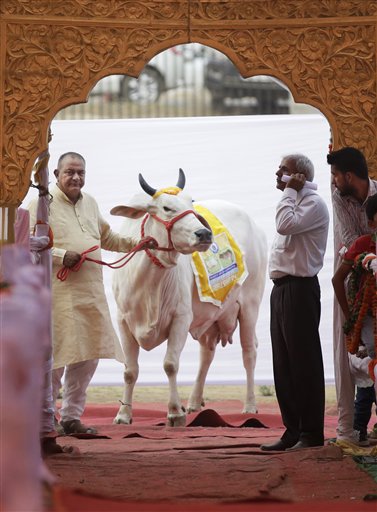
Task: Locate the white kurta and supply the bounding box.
[28,186,138,369]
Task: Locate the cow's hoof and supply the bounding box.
[186,398,205,414]
[113,415,132,425]
[242,406,258,414]
[167,414,186,427]
[186,404,201,414]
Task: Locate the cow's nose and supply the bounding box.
[195,228,212,243]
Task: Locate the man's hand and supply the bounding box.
[362,253,377,275]
[29,235,50,252]
[356,345,368,359]
[63,251,82,268]
[285,173,306,192]
[138,237,158,251]
[369,259,377,275]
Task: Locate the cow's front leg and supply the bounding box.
[114,317,139,425]
[164,326,187,427]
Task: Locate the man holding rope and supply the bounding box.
[28,151,156,435]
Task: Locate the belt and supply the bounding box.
[272,275,316,286]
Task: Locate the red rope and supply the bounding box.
[56,237,157,282]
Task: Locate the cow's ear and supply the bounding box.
[110,206,145,219]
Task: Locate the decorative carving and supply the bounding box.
[1,23,186,204]
[1,0,376,206]
[193,24,376,165]
[2,0,376,19]
[190,1,377,19]
[0,0,188,19]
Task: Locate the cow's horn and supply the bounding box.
[139,173,157,197]
[176,168,186,190]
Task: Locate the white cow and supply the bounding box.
[111,170,267,426]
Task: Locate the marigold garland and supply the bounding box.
[368,359,377,381]
[343,251,377,380]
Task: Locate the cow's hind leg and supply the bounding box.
[113,315,139,425]
[239,304,259,414]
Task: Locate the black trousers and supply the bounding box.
[270,275,325,445]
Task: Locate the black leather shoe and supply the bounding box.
[260,440,289,451]
[286,440,323,451]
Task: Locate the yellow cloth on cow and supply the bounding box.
[153,186,182,198]
[191,205,248,307]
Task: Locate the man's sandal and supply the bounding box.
[60,419,97,435]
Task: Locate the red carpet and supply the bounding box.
[46,401,377,511]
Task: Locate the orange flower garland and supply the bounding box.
[344,252,377,380]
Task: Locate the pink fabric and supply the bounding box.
[32,151,55,434]
[0,246,52,511]
[13,201,55,434]
[14,208,31,250]
[31,149,52,288]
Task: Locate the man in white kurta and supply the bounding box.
[28,151,154,434]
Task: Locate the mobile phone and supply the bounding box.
[281,175,317,190]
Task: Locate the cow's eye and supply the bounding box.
[163,206,171,212]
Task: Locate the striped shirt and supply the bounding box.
[332,178,377,253]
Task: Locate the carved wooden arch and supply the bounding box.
[1,1,376,242]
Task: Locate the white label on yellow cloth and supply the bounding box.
[191,205,248,307]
